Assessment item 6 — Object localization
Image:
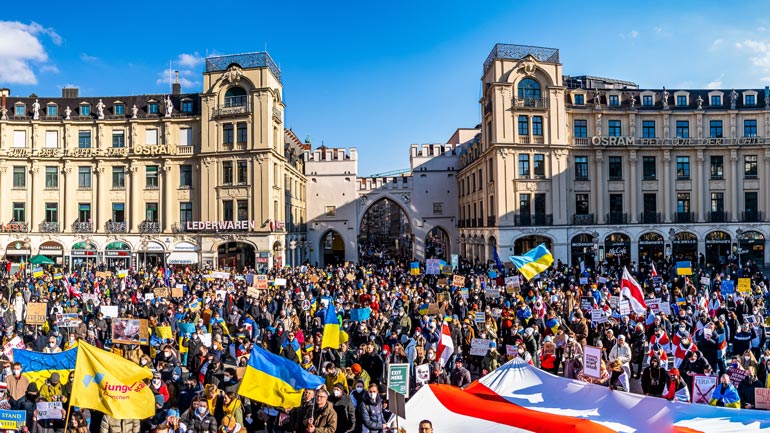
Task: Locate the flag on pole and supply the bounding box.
[676,261,692,276]
[238,345,324,408]
[320,302,341,349]
[509,244,554,281]
[62,277,81,299]
[437,322,454,367]
[650,263,658,277]
[621,267,647,314]
[493,248,504,273]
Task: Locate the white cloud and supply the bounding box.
[155,52,205,90]
[80,53,99,62]
[711,39,723,50]
[619,30,639,39]
[177,52,203,68]
[736,39,770,69]
[706,80,723,89]
[0,21,59,85]
[40,64,59,73]
[759,26,768,32]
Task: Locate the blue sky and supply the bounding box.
[3,1,770,175]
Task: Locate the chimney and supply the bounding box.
[0,88,9,108]
[172,70,181,95]
[62,87,79,98]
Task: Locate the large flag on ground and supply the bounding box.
[509,244,554,281]
[621,267,647,314]
[238,345,324,408]
[321,302,341,349]
[13,348,77,387]
[70,341,154,419]
[437,322,454,367]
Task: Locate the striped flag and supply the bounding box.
[437,322,454,367]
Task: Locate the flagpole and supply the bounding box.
[62,399,72,433]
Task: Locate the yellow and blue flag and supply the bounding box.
[410,262,420,276]
[32,267,43,278]
[418,303,430,315]
[238,345,324,408]
[13,348,77,387]
[676,261,692,276]
[321,303,341,349]
[70,341,155,420]
[509,243,554,281]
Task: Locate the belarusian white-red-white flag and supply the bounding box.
[621,267,647,314]
[62,277,81,299]
[437,322,454,367]
[650,263,658,277]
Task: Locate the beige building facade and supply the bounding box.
[0,52,305,271]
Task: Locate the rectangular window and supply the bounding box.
[14,106,25,117]
[182,100,193,113]
[80,105,91,116]
[325,206,336,217]
[532,116,543,136]
[223,124,234,145]
[12,203,25,222]
[745,192,758,216]
[573,119,587,138]
[518,116,528,136]
[642,95,653,106]
[518,154,530,177]
[575,156,588,179]
[45,203,58,223]
[180,202,193,224]
[746,95,756,106]
[676,120,689,138]
[534,193,546,216]
[114,104,125,116]
[112,203,125,222]
[574,94,584,105]
[710,155,724,179]
[237,160,248,184]
[533,154,545,177]
[677,193,690,213]
[676,156,690,180]
[78,203,91,222]
[13,130,26,148]
[148,102,159,114]
[45,166,58,188]
[78,130,91,148]
[433,202,444,215]
[112,166,125,189]
[608,120,621,136]
[12,166,25,188]
[608,156,623,180]
[145,129,158,145]
[47,105,57,117]
[45,131,58,148]
[146,166,159,189]
[180,165,193,188]
[744,119,758,137]
[642,120,655,138]
[78,166,92,189]
[709,120,723,138]
[519,194,531,214]
[609,194,623,213]
[112,130,125,148]
[179,128,192,146]
[608,94,619,106]
[237,123,247,143]
[575,194,589,215]
[643,194,657,214]
[146,203,158,222]
[745,155,758,178]
[711,192,724,212]
[642,156,656,180]
[676,95,687,106]
[222,161,233,184]
[237,200,248,221]
[223,200,234,221]
[710,95,721,106]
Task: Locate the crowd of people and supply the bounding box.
[0,249,767,433]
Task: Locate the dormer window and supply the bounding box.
[148,101,159,114]
[744,91,758,106]
[14,104,25,117]
[676,95,687,106]
[47,104,58,117]
[642,95,653,106]
[181,99,193,113]
[608,94,620,107]
[80,104,91,116]
[574,94,584,105]
[710,95,721,106]
[114,103,125,116]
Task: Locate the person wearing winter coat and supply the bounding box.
[180,396,218,433]
[354,383,385,433]
[738,367,763,409]
[608,335,632,380]
[662,368,690,402]
[301,388,337,433]
[641,356,667,397]
[608,359,629,392]
[99,414,140,433]
[710,374,741,408]
[330,383,355,433]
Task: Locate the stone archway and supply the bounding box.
[358,198,412,264]
[426,226,450,260]
[320,230,345,266]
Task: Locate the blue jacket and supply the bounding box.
[710,382,740,406]
[356,393,384,433]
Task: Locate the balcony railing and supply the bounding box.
[675,212,695,223]
[573,213,595,225]
[640,212,662,224]
[742,211,763,222]
[487,215,496,227]
[39,222,59,233]
[106,221,127,233]
[0,222,28,233]
[72,221,93,233]
[513,97,548,109]
[212,103,251,118]
[139,221,161,233]
[708,211,728,223]
[606,212,628,225]
[574,137,590,146]
[515,213,553,226]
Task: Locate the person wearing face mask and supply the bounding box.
[710,374,740,408]
[738,366,763,409]
[179,396,218,433]
[641,355,667,397]
[43,336,61,354]
[150,372,170,405]
[662,368,690,402]
[354,383,384,433]
[350,380,367,408]
[450,358,471,389]
[218,368,240,394]
[330,383,355,433]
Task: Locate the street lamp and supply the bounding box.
[591,231,599,270]
[735,228,745,266]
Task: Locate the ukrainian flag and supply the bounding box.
[53,273,62,280]
[238,345,324,408]
[410,261,420,275]
[32,267,44,278]
[418,303,430,315]
[321,303,341,349]
[13,348,78,387]
[676,261,693,276]
[509,243,554,281]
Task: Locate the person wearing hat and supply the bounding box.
[39,372,65,403]
[608,334,632,379]
[450,358,471,388]
[641,355,667,397]
[329,382,356,433]
[350,363,370,389]
[219,414,242,433]
[662,368,689,402]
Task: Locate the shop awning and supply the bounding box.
[167,252,198,265]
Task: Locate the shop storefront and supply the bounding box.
[570,233,596,269]
[671,232,698,263]
[71,241,99,269]
[638,232,664,264]
[5,241,30,264]
[737,230,765,265]
[138,241,165,267]
[705,231,731,269]
[167,241,199,267]
[256,251,270,274]
[604,233,631,267]
[105,241,132,269]
[217,242,255,271]
[39,241,64,266]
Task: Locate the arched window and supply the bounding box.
[518,78,541,104]
[224,87,247,108]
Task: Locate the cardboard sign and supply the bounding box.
[274,278,287,286]
[112,318,149,345]
[255,275,268,290]
[646,298,662,313]
[95,271,111,279]
[437,278,448,288]
[658,301,671,315]
[737,278,751,294]
[755,387,770,409]
[309,275,319,283]
[583,345,602,379]
[727,367,748,387]
[692,375,717,404]
[415,364,430,385]
[580,296,595,311]
[427,303,440,315]
[505,276,520,289]
[470,338,491,356]
[36,402,63,420]
[172,286,184,298]
[3,336,25,361]
[154,288,170,299]
[100,305,119,319]
[452,275,466,287]
[437,292,450,304]
[474,312,486,325]
[591,309,608,324]
[26,302,47,324]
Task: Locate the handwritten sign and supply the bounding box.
[727,367,748,387]
[26,302,47,324]
[3,337,25,361]
[172,286,184,298]
[100,305,118,319]
[619,300,630,316]
[154,287,170,299]
[470,338,491,356]
[700,276,711,286]
[255,275,268,290]
[36,402,63,420]
[737,278,751,294]
[591,309,608,324]
[658,301,671,315]
[756,387,770,409]
[583,345,602,379]
[692,375,717,404]
[452,275,466,287]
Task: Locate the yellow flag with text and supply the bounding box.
[70,341,155,419]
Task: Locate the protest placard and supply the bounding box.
[100,305,118,319]
[55,313,81,327]
[484,287,500,299]
[609,296,620,308]
[619,300,631,316]
[721,279,735,295]
[437,292,450,304]
[3,337,25,361]
[658,301,671,315]
[112,318,149,345]
[427,303,440,315]
[415,364,430,385]
[579,277,588,285]
[692,375,717,404]
[26,303,47,324]
[452,275,466,287]
[738,278,751,294]
[255,275,268,289]
[154,287,170,299]
[506,344,518,357]
[727,367,748,387]
[646,298,661,313]
[474,312,486,324]
[212,271,230,279]
[580,296,595,311]
[598,276,608,284]
[470,338,491,356]
[583,345,602,379]
[425,259,441,275]
[309,275,320,283]
[172,286,184,298]
[591,310,608,324]
[36,402,63,420]
[700,276,711,286]
[756,388,770,409]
